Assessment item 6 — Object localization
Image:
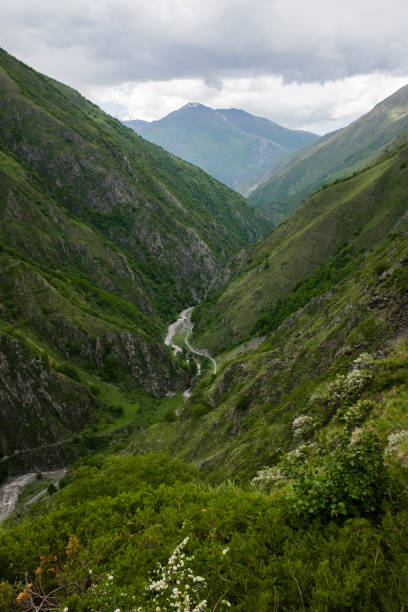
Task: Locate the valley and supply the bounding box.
[0,47,408,612]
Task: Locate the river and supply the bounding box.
[0,469,66,521]
[165,307,216,397]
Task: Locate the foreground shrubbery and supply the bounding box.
[1,453,408,611]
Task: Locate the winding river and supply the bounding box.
[165,307,217,376]
[0,469,66,521]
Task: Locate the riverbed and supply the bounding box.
[0,469,66,521]
[165,307,216,397]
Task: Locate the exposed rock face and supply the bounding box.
[0,334,95,458]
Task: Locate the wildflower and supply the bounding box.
[222,548,229,555]
[108,575,114,580]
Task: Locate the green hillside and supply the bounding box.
[250,83,408,224]
[0,48,268,465]
[194,147,408,353]
[126,104,317,193]
[2,49,408,612]
[1,147,408,611]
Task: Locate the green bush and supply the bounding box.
[288,432,387,520]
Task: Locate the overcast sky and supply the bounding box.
[2,0,408,134]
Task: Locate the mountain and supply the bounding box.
[131,140,408,481]
[2,142,406,611]
[193,147,408,353]
[125,103,318,193]
[250,83,408,224]
[0,48,269,469]
[2,51,408,612]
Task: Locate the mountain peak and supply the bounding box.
[125,104,318,193]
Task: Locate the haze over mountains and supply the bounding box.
[125,103,318,194]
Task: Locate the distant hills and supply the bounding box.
[125,104,318,194]
[250,83,408,224]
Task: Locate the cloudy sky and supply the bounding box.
[2,0,408,134]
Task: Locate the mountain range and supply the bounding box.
[125,103,317,193]
[1,48,408,612]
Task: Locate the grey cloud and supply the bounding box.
[2,0,408,90]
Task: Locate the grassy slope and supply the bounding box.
[193,147,408,353]
[250,83,408,224]
[131,219,408,482]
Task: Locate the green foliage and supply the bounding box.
[57,362,81,382]
[288,432,387,520]
[0,582,13,608]
[1,452,408,611]
[235,394,251,412]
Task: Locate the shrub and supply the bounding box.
[288,432,387,520]
[0,581,13,609]
[251,466,286,492]
[338,399,375,430]
[292,414,313,439]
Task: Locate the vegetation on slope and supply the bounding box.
[131,220,408,480]
[249,83,408,224]
[193,145,408,353]
[0,48,269,466]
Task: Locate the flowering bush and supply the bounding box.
[90,572,137,612]
[338,399,375,430]
[285,443,318,464]
[88,538,231,612]
[143,537,230,612]
[251,466,286,492]
[385,430,408,456]
[352,353,375,370]
[291,414,313,439]
[310,365,371,413]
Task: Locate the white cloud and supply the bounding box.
[87,73,408,134]
[1,0,408,133]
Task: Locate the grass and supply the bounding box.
[193,149,408,353]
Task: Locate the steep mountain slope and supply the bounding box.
[132,164,408,482]
[126,103,317,193]
[194,146,408,353]
[0,48,268,466]
[250,83,408,224]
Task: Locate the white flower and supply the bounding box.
[63,608,69,612]
[222,548,229,555]
[108,574,114,580]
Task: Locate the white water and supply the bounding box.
[0,469,66,521]
[165,307,217,398]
